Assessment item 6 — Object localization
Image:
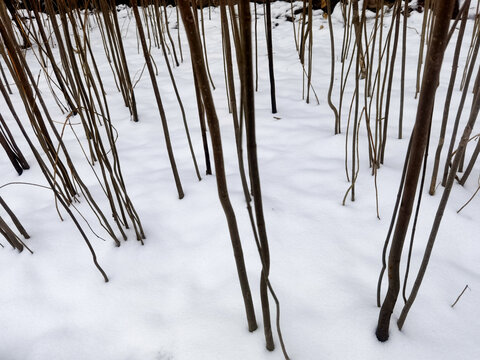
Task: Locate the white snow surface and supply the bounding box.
[1,2,480,359]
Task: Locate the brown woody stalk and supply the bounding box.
[178,0,257,333]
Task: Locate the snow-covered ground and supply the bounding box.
[1,2,479,359]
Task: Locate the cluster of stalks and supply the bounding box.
[370,0,480,342]
[179,1,289,356]
[289,0,478,342]
[0,0,148,282]
[2,0,288,356]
